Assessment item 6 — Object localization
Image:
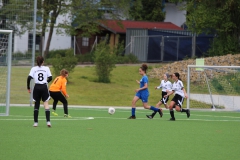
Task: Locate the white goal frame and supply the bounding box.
[0,30,13,116]
[187,65,240,111]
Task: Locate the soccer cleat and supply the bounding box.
[52,111,58,116]
[64,114,72,118]
[146,115,153,119]
[33,122,38,127]
[169,118,176,121]
[128,115,136,119]
[47,121,51,127]
[186,109,190,118]
[158,109,163,118]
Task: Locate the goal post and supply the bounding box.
[187,65,240,111]
[0,30,13,116]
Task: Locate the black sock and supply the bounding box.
[45,109,50,122]
[170,110,175,119]
[63,102,68,115]
[151,111,157,117]
[34,109,39,123]
[181,108,187,113]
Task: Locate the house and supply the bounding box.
[74,20,183,54]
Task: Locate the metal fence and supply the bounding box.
[0,0,36,106]
[125,28,214,62]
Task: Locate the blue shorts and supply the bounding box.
[136,92,149,103]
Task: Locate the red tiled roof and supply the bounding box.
[100,20,183,33]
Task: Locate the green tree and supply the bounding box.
[169,0,240,55]
[129,0,165,22]
[0,0,131,58]
[51,49,78,77]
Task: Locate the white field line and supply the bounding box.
[1,115,240,122]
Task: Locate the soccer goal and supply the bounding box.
[187,65,240,111]
[0,30,13,116]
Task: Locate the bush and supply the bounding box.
[76,53,94,63]
[47,49,69,58]
[50,49,78,76]
[93,40,116,83]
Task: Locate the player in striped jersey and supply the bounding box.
[27,56,52,127]
[164,72,190,121]
[146,73,172,119]
[49,69,71,118]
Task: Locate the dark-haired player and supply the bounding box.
[27,56,52,127]
[164,72,190,121]
[128,64,163,119]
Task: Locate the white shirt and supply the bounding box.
[156,80,172,92]
[29,66,52,84]
[172,80,185,97]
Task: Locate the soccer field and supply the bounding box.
[0,106,240,160]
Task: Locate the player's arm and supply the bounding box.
[182,87,188,98]
[61,79,69,97]
[27,76,33,93]
[164,90,174,97]
[135,82,148,92]
[155,82,162,89]
[47,76,52,83]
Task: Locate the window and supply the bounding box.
[82,37,89,46]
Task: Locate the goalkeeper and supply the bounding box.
[49,69,71,118]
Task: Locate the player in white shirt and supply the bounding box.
[27,56,52,127]
[164,72,190,121]
[146,73,172,119]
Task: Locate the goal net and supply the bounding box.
[187,65,240,111]
[0,30,12,116]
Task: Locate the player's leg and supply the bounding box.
[49,91,59,116]
[169,100,176,121]
[146,100,162,119]
[42,85,51,127]
[32,86,40,127]
[58,93,71,118]
[142,94,163,119]
[128,95,139,119]
[175,97,190,118]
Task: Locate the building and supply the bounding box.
[74,19,183,54]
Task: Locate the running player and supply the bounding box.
[27,56,52,127]
[49,69,71,118]
[128,64,163,119]
[146,73,172,119]
[164,72,190,121]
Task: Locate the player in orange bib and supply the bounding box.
[49,69,71,118]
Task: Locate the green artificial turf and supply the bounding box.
[0,106,239,160]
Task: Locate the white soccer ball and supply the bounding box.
[108,107,115,115]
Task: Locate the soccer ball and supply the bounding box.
[108,107,115,115]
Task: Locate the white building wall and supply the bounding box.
[14,33,29,53]
[13,12,71,53]
[164,2,186,27]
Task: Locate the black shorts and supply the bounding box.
[49,91,67,104]
[33,84,50,102]
[171,94,184,107]
[160,91,169,104]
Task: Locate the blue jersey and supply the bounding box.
[139,75,149,94]
[135,75,149,102]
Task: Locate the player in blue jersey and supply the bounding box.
[146,73,172,119]
[164,72,190,121]
[27,56,53,127]
[128,64,163,119]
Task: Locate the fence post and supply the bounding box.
[192,34,196,58]
[161,36,164,61]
